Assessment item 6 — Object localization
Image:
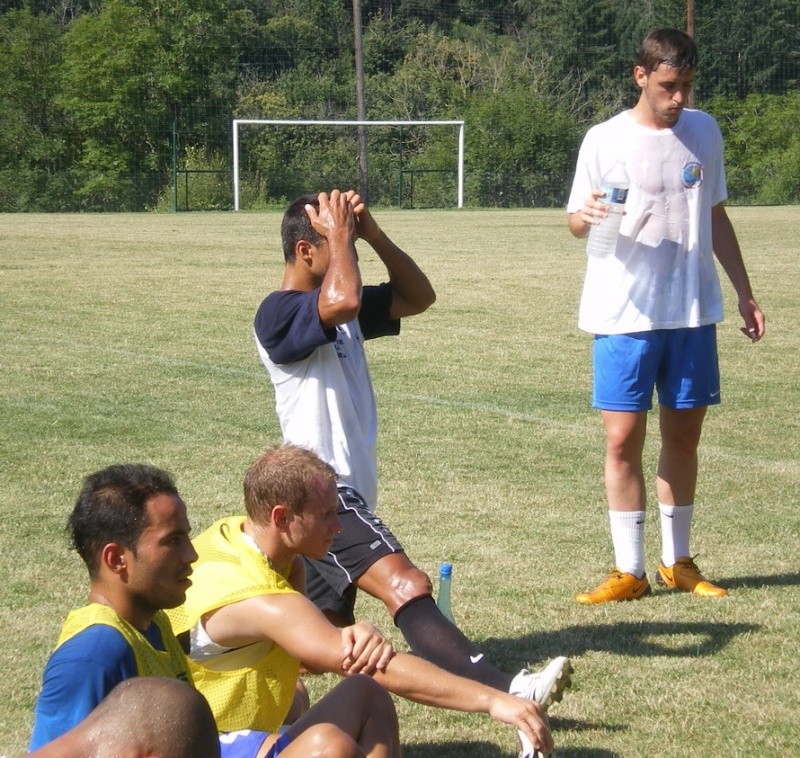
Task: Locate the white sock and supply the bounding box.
[609,510,646,578]
[659,502,693,566]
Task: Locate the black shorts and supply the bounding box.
[304,485,404,624]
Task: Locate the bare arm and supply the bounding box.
[203,593,394,676]
[567,189,609,239]
[711,203,765,341]
[203,592,552,753]
[371,651,552,752]
[348,191,436,319]
[305,190,362,329]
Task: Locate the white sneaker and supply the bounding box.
[510,656,573,758]
[509,655,573,711]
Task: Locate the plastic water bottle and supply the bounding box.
[586,161,630,258]
[437,562,454,623]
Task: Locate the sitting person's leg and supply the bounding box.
[282,679,310,725]
[359,551,513,691]
[304,486,572,707]
[277,675,399,758]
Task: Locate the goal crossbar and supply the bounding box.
[232,119,465,210]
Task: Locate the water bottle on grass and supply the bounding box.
[586,161,630,258]
[436,562,454,623]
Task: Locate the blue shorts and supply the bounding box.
[220,730,291,758]
[592,325,720,412]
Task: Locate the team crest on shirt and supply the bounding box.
[682,161,703,188]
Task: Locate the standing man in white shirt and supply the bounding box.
[567,28,765,605]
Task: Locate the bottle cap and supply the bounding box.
[440,562,452,577]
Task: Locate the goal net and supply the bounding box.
[233,118,464,211]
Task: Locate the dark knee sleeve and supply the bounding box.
[393,595,512,691]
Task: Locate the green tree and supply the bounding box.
[0,9,73,210]
[363,13,422,76]
[57,1,167,209]
[2,0,799,210]
[465,86,579,207]
[56,0,239,209]
[712,91,800,204]
[696,0,799,98]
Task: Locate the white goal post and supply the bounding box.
[232,119,465,211]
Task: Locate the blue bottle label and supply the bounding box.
[602,185,628,205]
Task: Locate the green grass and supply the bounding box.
[1,207,798,756]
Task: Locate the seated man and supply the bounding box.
[168,444,555,756]
[29,463,400,758]
[28,677,220,758]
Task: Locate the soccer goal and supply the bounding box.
[232,119,465,211]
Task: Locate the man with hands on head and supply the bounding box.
[168,444,555,757]
[252,189,571,757]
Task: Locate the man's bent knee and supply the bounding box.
[357,556,433,615]
[341,674,394,712]
[295,724,360,758]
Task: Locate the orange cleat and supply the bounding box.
[576,568,651,604]
[656,556,728,598]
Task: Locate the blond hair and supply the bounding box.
[244,444,338,523]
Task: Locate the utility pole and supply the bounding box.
[352,0,368,199]
[687,0,695,108]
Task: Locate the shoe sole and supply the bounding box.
[537,656,574,712]
[516,658,575,757]
[656,569,728,597]
[576,582,652,604]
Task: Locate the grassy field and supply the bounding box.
[1,207,798,757]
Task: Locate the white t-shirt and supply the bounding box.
[567,108,728,335]
[254,285,399,511]
[258,319,378,505]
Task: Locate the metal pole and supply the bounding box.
[687,0,695,108]
[457,122,464,208]
[397,127,403,206]
[232,120,240,212]
[172,121,178,213]
[352,0,368,199]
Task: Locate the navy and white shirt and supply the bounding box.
[254,283,399,510]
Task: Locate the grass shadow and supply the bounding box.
[401,742,511,757]
[403,739,621,757]
[480,619,759,670]
[718,571,800,590]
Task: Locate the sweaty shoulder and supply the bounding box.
[254,289,335,364]
[674,108,724,155]
[581,110,634,142]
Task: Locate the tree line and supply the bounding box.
[1,0,798,211]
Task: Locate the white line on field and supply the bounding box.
[381,392,800,477]
[7,333,799,476]
[387,392,590,431]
